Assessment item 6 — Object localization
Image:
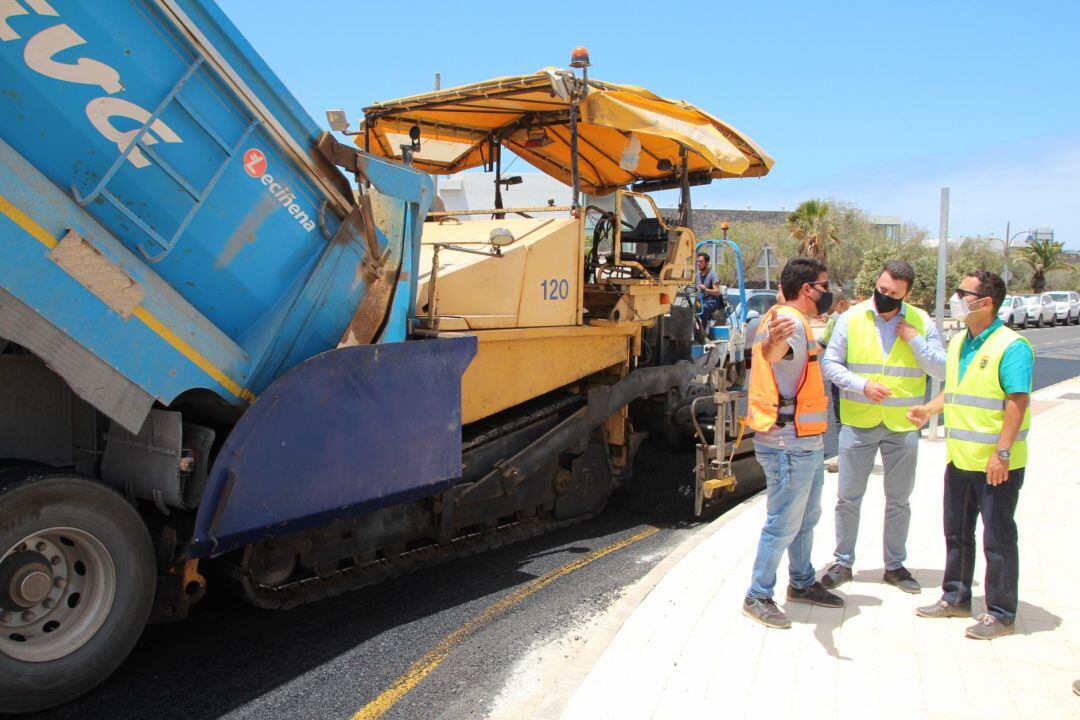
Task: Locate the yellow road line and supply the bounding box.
[0,192,253,403]
[352,525,662,720]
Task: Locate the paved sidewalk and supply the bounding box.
[556,376,1080,720]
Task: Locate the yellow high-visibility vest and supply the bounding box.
[944,325,1031,471]
[839,301,930,432]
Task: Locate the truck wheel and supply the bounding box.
[0,475,155,714]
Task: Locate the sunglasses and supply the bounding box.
[807,281,830,293]
[954,288,987,300]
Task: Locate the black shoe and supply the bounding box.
[819,562,852,589]
[883,566,921,594]
[915,599,972,619]
[965,613,1015,640]
[786,581,845,608]
[743,596,791,629]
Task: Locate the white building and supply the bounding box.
[436,171,574,217]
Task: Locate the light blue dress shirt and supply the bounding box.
[822,302,947,395]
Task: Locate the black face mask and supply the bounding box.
[814,289,834,315]
[874,289,903,314]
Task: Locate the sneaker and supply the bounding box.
[819,562,852,589]
[883,566,921,594]
[743,596,791,629]
[916,598,972,619]
[1072,679,1080,696]
[786,581,845,608]
[965,613,1014,640]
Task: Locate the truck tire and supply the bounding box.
[0,474,155,714]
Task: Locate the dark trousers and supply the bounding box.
[941,462,1023,623]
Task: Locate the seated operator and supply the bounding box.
[696,252,724,325]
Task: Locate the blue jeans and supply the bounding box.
[747,445,826,600]
[833,424,918,571]
[701,297,723,325]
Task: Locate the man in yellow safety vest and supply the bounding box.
[908,270,1032,640]
[819,261,947,594]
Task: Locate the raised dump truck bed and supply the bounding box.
[0,1,473,711]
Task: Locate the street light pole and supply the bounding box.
[993,222,1033,293]
[929,187,949,441]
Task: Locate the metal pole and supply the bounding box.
[568,85,581,211]
[678,146,692,231]
[929,187,949,441]
[432,73,441,198]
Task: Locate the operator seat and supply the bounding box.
[614,217,670,270]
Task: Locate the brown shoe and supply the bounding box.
[965,613,1014,640]
[916,599,971,619]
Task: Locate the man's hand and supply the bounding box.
[985,452,1010,486]
[863,381,893,403]
[761,313,797,362]
[768,314,796,343]
[906,405,930,428]
[896,319,919,343]
[697,283,707,292]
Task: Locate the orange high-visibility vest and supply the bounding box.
[746,305,829,437]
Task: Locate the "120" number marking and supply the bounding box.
[541,278,569,300]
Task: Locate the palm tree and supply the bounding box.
[786,199,840,260]
[1013,238,1074,294]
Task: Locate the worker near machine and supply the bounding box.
[907,270,1032,640]
[696,252,723,325]
[742,256,843,629]
[818,261,946,594]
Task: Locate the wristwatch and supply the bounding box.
[996,448,1011,461]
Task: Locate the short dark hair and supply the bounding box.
[967,270,1006,313]
[697,252,710,263]
[780,256,828,301]
[879,260,915,291]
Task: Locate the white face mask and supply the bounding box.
[950,292,987,322]
[949,293,972,320]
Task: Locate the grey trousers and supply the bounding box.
[833,423,919,571]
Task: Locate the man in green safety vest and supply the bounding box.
[820,261,947,595]
[908,270,1032,640]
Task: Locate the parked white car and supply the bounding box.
[1046,291,1080,325]
[1021,294,1056,327]
[997,295,1029,329]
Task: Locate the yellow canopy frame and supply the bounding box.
[357,70,773,196]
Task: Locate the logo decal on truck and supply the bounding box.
[2,0,183,169]
[246,149,316,233]
[243,149,267,178]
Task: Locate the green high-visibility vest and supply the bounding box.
[839,301,930,432]
[944,325,1031,471]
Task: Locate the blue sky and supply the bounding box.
[219,0,1080,247]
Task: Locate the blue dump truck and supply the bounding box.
[0,1,770,712]
[0,1,479,710]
